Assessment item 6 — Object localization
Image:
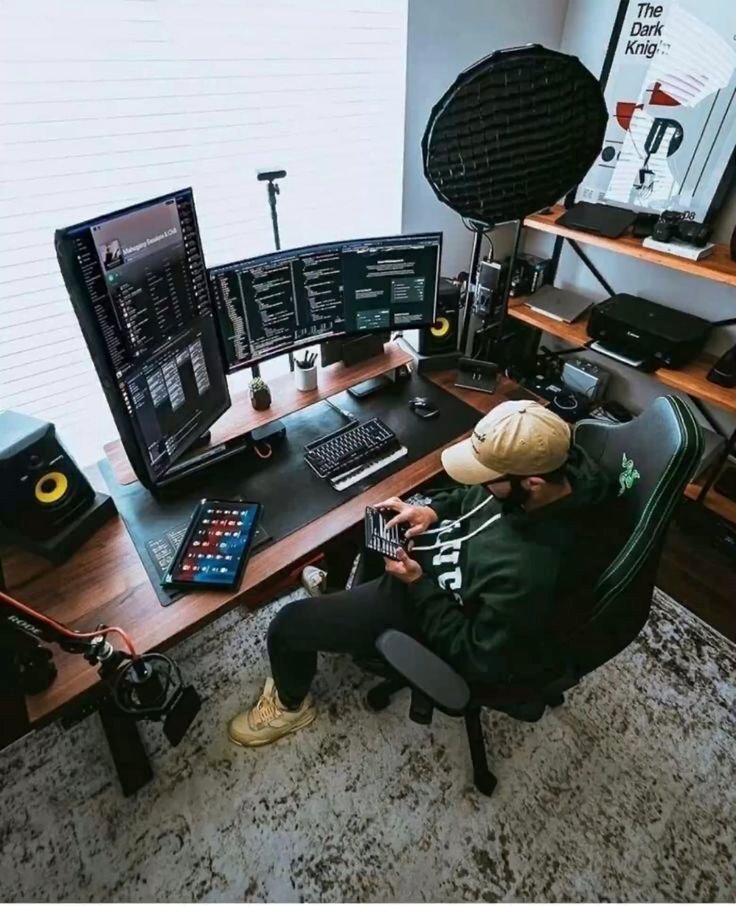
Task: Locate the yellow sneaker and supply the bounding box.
[228,678,316,747]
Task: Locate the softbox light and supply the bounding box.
[422,45,607,226]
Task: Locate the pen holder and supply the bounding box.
[295,363,318,392]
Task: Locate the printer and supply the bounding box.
[587,293,712,369]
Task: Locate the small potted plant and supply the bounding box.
[249,376,271,411]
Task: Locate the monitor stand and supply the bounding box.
[251,420,286,445]
[322,332,396,399]
[104,341,414,489]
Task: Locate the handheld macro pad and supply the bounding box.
[364,505,408,560]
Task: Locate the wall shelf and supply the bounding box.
[524,205,736,289]
[685,480,736,525]
[515,206,736,527]
[507,298,736,416]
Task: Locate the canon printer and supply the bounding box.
[587,293,711,370]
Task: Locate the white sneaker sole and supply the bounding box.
[228,707,317,748]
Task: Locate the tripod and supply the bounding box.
[256,168,292,373]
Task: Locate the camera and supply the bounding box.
[677,219,712,247]
[651,209,683,242]
[651,210,712,247]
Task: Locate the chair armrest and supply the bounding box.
[375,630,470,716]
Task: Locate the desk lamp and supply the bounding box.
[422,44,607,357]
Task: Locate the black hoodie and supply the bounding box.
[404,444,615,685]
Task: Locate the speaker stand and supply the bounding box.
[400,337,460,374]
[2,492,117,564]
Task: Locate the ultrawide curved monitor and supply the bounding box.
[208,232,442,372]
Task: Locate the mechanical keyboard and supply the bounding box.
[304,417,407,488]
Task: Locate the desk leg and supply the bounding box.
[98,698,153,797]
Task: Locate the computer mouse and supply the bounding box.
[409,396,439,419]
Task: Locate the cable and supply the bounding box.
[0,589,138,658]
[253,441,272,460]
[462,217,495,261]
[324,398,357,424]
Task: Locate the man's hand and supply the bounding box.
[375,496,439,539]
[384,548,423,584]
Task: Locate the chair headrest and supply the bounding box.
[575,396,703,608]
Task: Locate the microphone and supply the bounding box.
[257,169,287,181]
[0,587,201,748]
[112,653,202,747]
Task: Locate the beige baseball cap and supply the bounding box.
[441,400,572,485]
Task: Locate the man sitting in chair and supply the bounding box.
[228,400,615,747]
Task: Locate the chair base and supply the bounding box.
[473,768,498,797]
[464,707,497,797]
[365,681,499,796]
[365,677,405,712]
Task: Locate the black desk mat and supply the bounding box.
[100,373,480,605]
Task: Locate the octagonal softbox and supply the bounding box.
[422,44,607,226]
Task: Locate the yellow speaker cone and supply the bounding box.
[35,471,68,504]
[430,317,450,338]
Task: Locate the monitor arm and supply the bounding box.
[0,587,201,746]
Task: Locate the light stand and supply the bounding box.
[458,223,486,357]
[257,168,286,252]
[459,219,522,365]
[257,168,293,373]
[422,44,606,372]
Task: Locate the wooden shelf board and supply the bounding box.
[654,357,736,411]
[507,298,736,416]
[104,342,413,486]
[508,297,589,346]
[524,206,736,289]
[685,481,736,524]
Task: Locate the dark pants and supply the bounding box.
[267,553,422,708]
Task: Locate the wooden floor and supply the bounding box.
[658,518,736,643]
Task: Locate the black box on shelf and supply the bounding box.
[507,253,553,297]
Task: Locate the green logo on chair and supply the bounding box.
[619,453,641,496]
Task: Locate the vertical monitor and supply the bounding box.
[55,188,230,488]
[208,232,441,372]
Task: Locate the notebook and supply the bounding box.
[523,285,593,323]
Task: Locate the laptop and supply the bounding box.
[523,285,592,323]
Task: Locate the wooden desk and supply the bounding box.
[104,342,417,487]
[4,364,508,731]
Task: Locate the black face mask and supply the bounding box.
[502,477,531,511]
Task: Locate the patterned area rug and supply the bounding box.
[1,588,734,903]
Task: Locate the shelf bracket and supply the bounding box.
[688,396,735,503]
[565,239,616,297]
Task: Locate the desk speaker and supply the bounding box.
[417,278,461,356]
[0,411,114,560]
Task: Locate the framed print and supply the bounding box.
[577,0,736,222]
